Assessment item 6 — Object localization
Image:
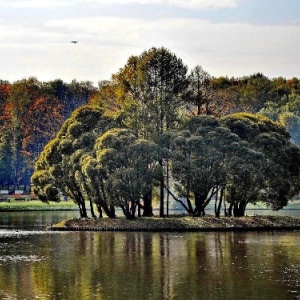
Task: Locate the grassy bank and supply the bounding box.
[1,198,299,212]
[0,200,78,211]
[51,215,300,232]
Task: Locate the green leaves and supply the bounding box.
[97,47,188,142]
[94,129,162,218]
[222,113,300,213]
[31,106,115,217]
[168,115,241,215]
[165,112,300,216]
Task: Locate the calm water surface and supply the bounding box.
[0,211,299,300]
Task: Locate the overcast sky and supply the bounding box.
[0,0,299,85]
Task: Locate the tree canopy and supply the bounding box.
[222,113,300,215]
[32,105,116,218]
[93,128,162,219]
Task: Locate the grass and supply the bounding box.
[0,200,78,211]
[0,198,300,215]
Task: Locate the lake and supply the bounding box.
[0,211,299,299]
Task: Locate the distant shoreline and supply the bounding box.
[50,216,300,232]
[0,200,78,212]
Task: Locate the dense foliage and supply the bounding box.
[31,105,116,218]
[2,47,300,218]
[0,78,96,190]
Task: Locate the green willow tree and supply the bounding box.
[166,115,260,216]
[32,105,116,218]
[91,128,162,219]
[80,153,116,218]
[222,143,265,217]
[222,113,300,215]
[164,113,300,217]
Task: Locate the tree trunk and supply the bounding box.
[130,202,137,219]
[142,190,153,217]
[215,187,224,218]
[101,202,116,218]
[109,205,116,218]
[194,193,206,216]
[137,200,141,217]
[228,202,233,217]
[233,202,246,217]
[121,204,135,220]
[89,199,96,218]
[78,199,87,218]
[96,204,103,218]
[72,189,87,218]
[186,196,194,215]
[166,187,192,215]
[237,201,247,217]
[159,158,164,217]
[97,186,116,218]
[81,200,87,218]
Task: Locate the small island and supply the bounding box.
[26,48,300,227]
[51,215,300,232]
[2,48,300,229]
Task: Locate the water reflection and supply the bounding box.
[0,211,79,229]
[0,230,299,299]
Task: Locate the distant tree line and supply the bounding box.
[29,47,300,218]
[0,78,96,190]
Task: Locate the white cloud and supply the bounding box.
[0,0,79,8]
[0,15,299,84]
[0,0,239,9]
[44,17,300,77]
[85,0,239,10]
[168,0,239,9]
[45,16,300,54]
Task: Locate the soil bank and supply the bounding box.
[50,215,300,232]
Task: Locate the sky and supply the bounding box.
[0,0,299,86]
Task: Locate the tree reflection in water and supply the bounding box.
[0,230,299,299]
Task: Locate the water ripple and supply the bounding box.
[0,254,45,262]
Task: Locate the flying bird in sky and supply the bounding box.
[71,41,78,44]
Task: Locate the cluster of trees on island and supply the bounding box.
[1,47,300,217]
[26,47,300,219]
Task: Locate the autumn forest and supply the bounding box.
[0,78,97,189]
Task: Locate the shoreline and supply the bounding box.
[50,215,300,232]
[0,208,78,212]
